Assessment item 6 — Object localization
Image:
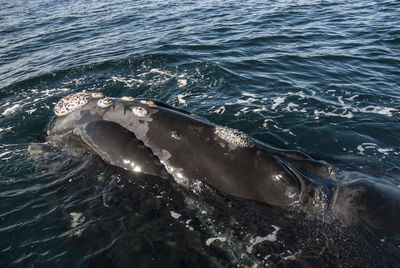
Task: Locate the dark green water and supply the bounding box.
[1,0,399,267]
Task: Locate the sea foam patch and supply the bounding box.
[246,225,280,254]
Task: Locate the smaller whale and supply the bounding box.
[46,92,400,233]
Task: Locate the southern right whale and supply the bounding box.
[45,92,400,233]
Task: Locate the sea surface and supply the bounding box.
[1,0,400,267]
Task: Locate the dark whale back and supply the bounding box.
[46,92,400,233]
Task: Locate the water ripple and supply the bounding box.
[1,0,400,266]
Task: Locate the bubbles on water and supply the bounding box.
[356,143,398,157]
[226,89,399,124]
[111,76,144,88]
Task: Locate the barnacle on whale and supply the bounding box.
[121,96,135,101]
[214,126,253,148]
[132,106,148,117]
[97,97,113,108]
[54,92,90,116]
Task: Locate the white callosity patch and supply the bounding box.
[91,92,104,98]
[215,126,253,149]
[121,96,135,101]
[97,97,113,108]
[54,92,90,116]
[140,100,157,107]
[132,106,148,117]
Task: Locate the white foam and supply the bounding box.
[213,106,226,114]
[262,118,276,128]
[2,104,21,116]
[1,101,10,108]
[26,108,37,115]
[357,143,377,155]
[252,106,267,114]
[226,97,258,106]
[111,76,143,87]
[281,249,302,261]
[242,92,258,98]
[0,126,12,133]
[149,68,171,76]
[281,128,296,136]
[358,106,398,117]
[0,151,12,158]
[234,107,250,116]
[263,90,398,120]
[271,97,285,110]
[346,94,359,101]
[177,93,187,104]
[63,77,85,86]
[246,225,279,253]
[283,102,307,113]
[357,143,396,156]
[237,97,258,104]
[170,211,181,219]
[377,148,394,155]
[338,96,345,105]
[177,79,187,87]
[206,236,227,246]
[313,110,353,119]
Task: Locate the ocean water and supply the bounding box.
[1,0,400,267]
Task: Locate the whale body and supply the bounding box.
[46,92,400,233]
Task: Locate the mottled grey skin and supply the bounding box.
[47,93,400,233]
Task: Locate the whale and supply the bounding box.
[46,92,400,233]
